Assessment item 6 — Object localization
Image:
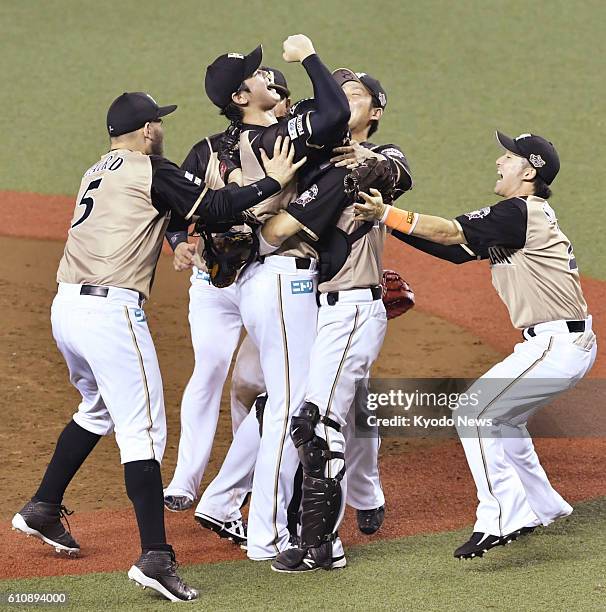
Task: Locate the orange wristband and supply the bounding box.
[384,206,419,234]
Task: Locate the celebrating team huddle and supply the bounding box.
[10,33,596,602]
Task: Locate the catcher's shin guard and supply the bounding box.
[290,402,345,563]
[299,471,343,560]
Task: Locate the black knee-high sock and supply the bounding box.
[124,459,171,553]
[35,420,101,504]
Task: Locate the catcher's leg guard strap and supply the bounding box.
[291,402,342,449]
[300,471,343,555]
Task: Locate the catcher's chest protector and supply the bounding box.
[317,222,374,284]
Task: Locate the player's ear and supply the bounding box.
[522,164,537,181]
[232,90,249,107]
[370,107,383,122]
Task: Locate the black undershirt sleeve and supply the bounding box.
[392,230,486,264]
[150,155,281,223]
[163,143,212,250]
[300,54,350,147]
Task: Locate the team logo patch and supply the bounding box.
[294,184,318,208]
[291,280,314,294]
[377,92,387,107]
[380,147,405,160]
[529,154,546,168]
[196,269,211,282]
[133,308,147,323]
[464,206,491,220]
[227,53,244,59]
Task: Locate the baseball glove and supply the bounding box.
[381,269,415,319]
[201,228,258,288]
[344,157,396,203]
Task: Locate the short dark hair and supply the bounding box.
[532,176,552,199]
[368,119,379,138]
[219,82,250,122]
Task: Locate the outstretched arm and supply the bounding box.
[354,189,466,245]
[391,231,482,264]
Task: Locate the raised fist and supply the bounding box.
[282,34,315,63]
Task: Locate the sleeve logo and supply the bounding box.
[464,206,491,220]
[294,184,318,208]
[287,115,306,140]
[287,117,299,140]
[184,171,202,186]
[380,147,405,160]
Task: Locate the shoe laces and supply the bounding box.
[58,505,74,533]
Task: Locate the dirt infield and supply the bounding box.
[1,191,604,579]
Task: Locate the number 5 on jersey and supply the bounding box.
[72,178,102,228]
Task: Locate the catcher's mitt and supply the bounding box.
[381,269,415,319]
[344,157,396,203]
[201,229,258,288]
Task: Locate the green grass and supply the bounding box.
[1,0,606,277]
[2,497,605,611]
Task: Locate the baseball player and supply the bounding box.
[162,66,293,516]
[216,36,351,561]
[353,131,597,560]
[10,91,300,602]
[196,69,413,545]
[165,35,350,560]
[254,84,411,574]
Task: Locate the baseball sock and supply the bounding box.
[35,419,101,505]
[124,459,171,553]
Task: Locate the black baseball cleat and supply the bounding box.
[357,505,385,535]
[271,543,347,574]
[454,531,517,559]
[516,526,537,537]
[163,495,194,513]
[195,512,247,548]
[128,549,198,602]
[12,499,80,556]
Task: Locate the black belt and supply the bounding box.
[79,284,144,306]
[320,285,383,307]
[80,285,109,297]
[525,320,585,338]
[258,256,312,269]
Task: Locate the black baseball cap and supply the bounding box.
[495,131,560,185]
[205,45,263,109]
[332,68,387,109]
[261,66,290,98]
[106,92,177,137]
